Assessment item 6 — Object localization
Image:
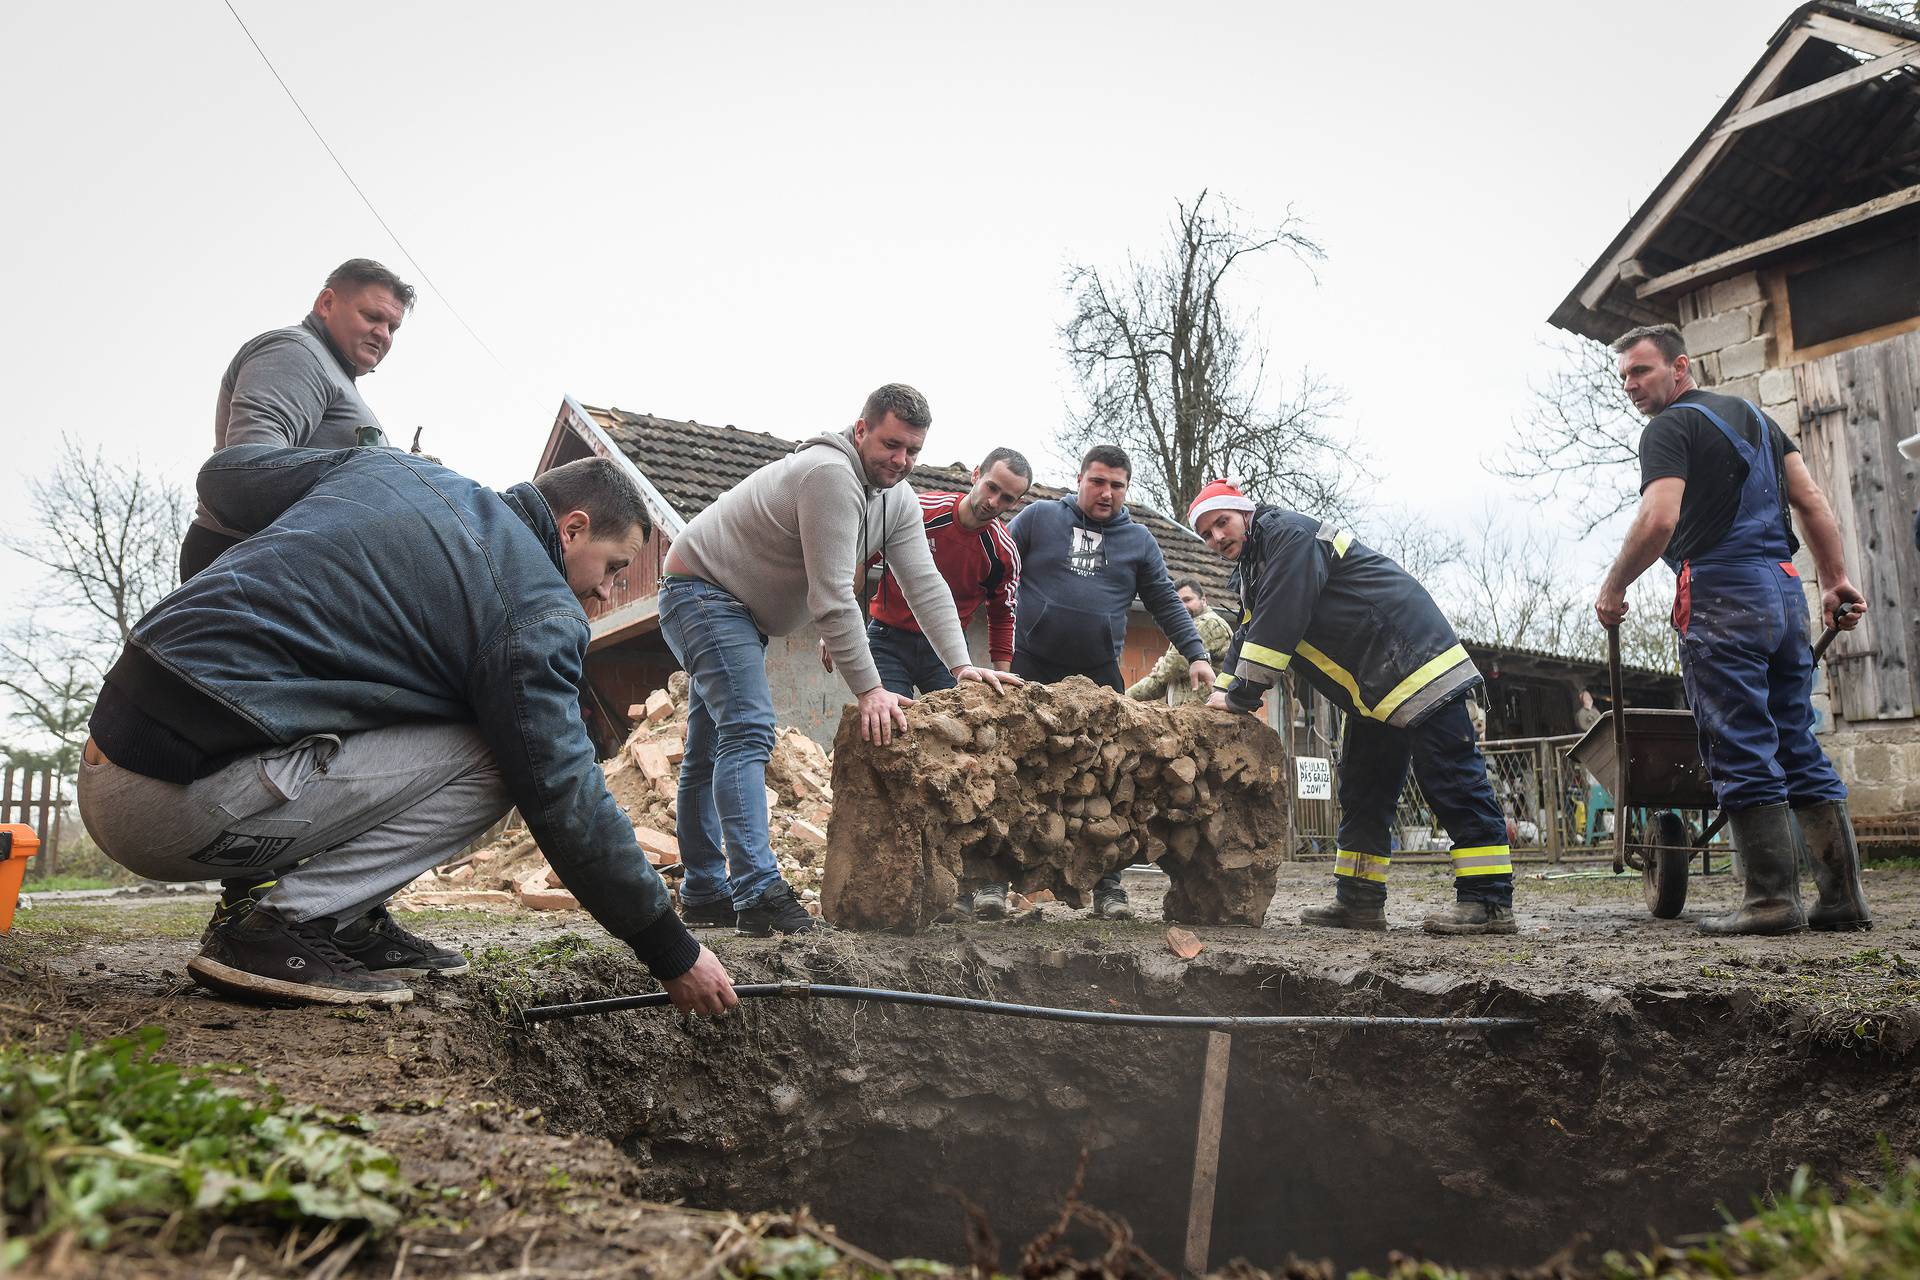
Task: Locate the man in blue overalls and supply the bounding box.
[1594,324,1871,935]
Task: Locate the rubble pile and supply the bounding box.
[821,677,1289,932]
[395,670,837,914]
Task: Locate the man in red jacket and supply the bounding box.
[823,446,1032,921]
[823,447,1031,694]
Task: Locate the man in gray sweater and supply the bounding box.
[179,259,414,581]
[661,384,1019,936]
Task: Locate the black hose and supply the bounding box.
[519,981,1533,1032]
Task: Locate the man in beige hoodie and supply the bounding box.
[661,383,1018,936]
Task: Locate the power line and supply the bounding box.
[218,0,512,377]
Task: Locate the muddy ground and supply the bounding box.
[6,860,1920,1278]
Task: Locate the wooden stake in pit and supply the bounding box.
[1183,1030,1232,1279]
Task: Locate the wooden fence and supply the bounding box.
[0,765,63,878]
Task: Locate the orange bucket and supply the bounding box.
[0,824,42,933]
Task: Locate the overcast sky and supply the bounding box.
[0,0,1797,605]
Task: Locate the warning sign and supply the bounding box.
[1296,756,1331,800]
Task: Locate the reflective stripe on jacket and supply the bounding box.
[1217,505,1479,728]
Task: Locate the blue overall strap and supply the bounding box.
[1680,398,1762,469]
[1663,398,1790,571]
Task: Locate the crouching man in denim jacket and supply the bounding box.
[79,445,736,1013]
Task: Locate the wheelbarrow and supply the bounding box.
[1567,606,1854,918]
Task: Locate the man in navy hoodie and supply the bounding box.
[1008,445,1214,918]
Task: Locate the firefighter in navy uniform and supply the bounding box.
[1187,480,1517,935]
[1596,324,1871,936]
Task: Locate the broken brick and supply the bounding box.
[629,741,672,780]
[644,689,674,723]
[634,826,681,865]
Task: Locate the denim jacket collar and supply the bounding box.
[500,481,567,578]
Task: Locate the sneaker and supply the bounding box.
[1092,887,1135,921]
[1422,900,1518,936]
[680,896,737,928]
[1300,899,1388,932]
[188,905,412,1006]
[200,877,277,946]
[334,905,470,978]
[736,881,824,938]
[972,884,1010,922]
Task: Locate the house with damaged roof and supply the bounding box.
[1553,0,1920,820]
[530,397,1239,754]
[530,397,1684,858]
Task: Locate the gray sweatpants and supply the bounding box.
[78,722,511,925]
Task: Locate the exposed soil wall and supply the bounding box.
[491,932,1920,1274]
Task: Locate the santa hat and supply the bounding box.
[1187,478,1254,530]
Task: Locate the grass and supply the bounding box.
[0,1027,412,1265]
[18,875,119,893]
[2,899,212,952]
[1600,1157,1920,1279]
[1699,947,1920,1051]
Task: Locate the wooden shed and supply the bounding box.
[1553,0,1920,815]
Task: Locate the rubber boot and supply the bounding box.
[1422,899,1517,936]
[1700,803,1807,936]
[1299,876,1387,932]
[1794,799,1873,932]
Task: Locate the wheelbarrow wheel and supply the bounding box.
[1644,811,1690,919]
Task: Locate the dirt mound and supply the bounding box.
[821,677,1288,931]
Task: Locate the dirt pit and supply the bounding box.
[500,930,1920,1273]
[11,863,1920,1276]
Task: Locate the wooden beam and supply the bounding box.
[1805,10,1912,59]
[1636,181,1920,299]
[587,596,661,651]
[1713,42,1920,139]
[1183,1031,1233,1280]
[1579,27,1813,313]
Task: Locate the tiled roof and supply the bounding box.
[583,405,1235,597]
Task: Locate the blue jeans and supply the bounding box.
[867,620,957,697]
[659,577,780,910]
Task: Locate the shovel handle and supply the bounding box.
[1811,602,1859,665]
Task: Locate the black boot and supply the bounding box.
[189,905,413,1006]
[334,904,471,978]
[1701,803,1807,936]
[735,880,825,937]
[1300,876,1387,932]
[679,896,737,928]
[201,877,276,946]
[1795,800,1873,932]
[1423,900,1517,936]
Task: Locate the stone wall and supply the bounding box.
[821,678,1290,931]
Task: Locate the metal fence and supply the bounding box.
[1290,732,1640,862]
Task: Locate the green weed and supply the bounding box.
[1602,1157,1920,1278]
[0,1027,411,1263]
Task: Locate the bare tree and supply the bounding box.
[1489,336,1644,533]
[0,437,188,775]
[3,435,186,645]
[1425,509,1677,673]
[0,623,97,777]
[1059,190,1352,521]
[1360,508,1465,587]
